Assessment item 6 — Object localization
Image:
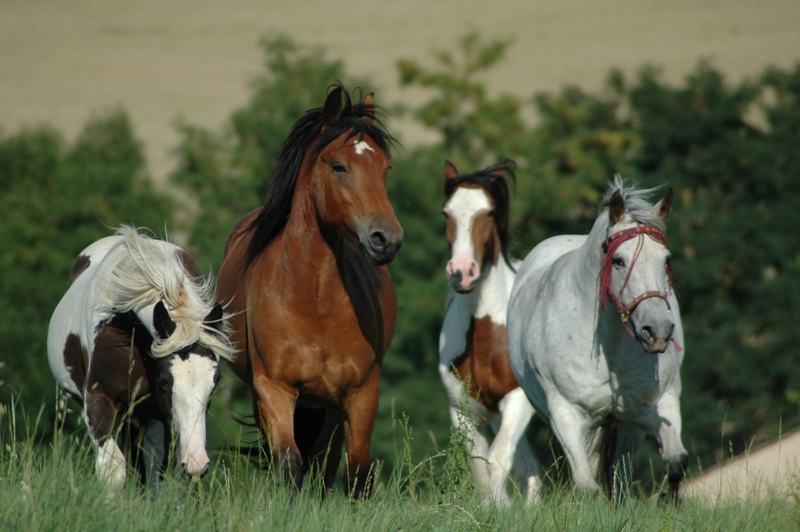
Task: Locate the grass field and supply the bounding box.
[2,397,799,532]
[2,0,800,182]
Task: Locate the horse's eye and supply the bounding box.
[612,257,625,268]
[161,380,172,392]
[331,163,346,173]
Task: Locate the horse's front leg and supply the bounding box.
[649,392,688,503]
[546,395,600,496]
[142,419,167,492]
[454,406,491,499]
[341,367,381,499]
[488,387,540,505]
[84,389,127,493]
[253,374,303,490]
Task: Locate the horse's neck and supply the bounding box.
[453,258,515,325]
[569,215,630,345]
[280,187,376,298]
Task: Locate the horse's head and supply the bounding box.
[310,87,403,265]
[442,160,514,293]
[151,301,223,480]
[602,188,675,354]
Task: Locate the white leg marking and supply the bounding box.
[486,388,539,505]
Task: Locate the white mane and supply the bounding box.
[599,174,667,232]
[100,226,236,361]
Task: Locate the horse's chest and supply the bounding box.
[259,299,381,397]
[571,362,663,422]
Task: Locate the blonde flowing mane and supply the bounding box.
[100,226,236,361]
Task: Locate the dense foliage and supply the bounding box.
[0,111,173,434]
[2,32,800,491]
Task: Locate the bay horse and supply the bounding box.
[438,160,541,504]
[216,85,402,498]
[507,176,688,501]
[47,226,235,493]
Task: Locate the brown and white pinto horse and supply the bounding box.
[439,160,541,504]
[47,227,235,495]
[217,85,402,498]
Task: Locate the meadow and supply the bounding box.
[3,3,800,527]
[2,395,799,532]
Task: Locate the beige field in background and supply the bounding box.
[2,0,800,183]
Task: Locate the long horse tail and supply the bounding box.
[586,425,617,497]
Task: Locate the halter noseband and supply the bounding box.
[600,226,682,350]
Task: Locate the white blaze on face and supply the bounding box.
[354,140,374,155]
[169,353,218,478]
[444,187,492,289]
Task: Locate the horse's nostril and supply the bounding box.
[369,230,388,251]
[640,326,655,343]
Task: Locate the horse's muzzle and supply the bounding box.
[364,227,403,265]
[637,322,674,354]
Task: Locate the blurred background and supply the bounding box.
[2,0,800,491]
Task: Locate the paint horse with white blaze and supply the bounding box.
[47,227,236,492]
[508,177,688,501]
[439,160,541,504]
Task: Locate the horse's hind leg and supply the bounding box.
[611,426,644,504]
[84,390,126,493]
[488,388,540,505]
[514,436,542,504]
[299,407,345,493]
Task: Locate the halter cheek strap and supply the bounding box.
[600,226,682,351]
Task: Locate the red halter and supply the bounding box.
[600,226,682,351]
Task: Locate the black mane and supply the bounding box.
[244,84,394,267]
[444,159,516,268]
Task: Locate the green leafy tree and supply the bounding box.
[0,110,173,432]
[171,34,370,272]
[624,62,800,466]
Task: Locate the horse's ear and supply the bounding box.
[651,188,674,221]
[608,190,625,225]
[491,159,510,178]
[444,160,458,181]
[153,301,176,339]
[361,92,375,124]
[203,303,224,331]
[324,86,344,126]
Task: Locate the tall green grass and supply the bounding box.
[2,395,798,532]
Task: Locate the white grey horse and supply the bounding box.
[507,176,688,501]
